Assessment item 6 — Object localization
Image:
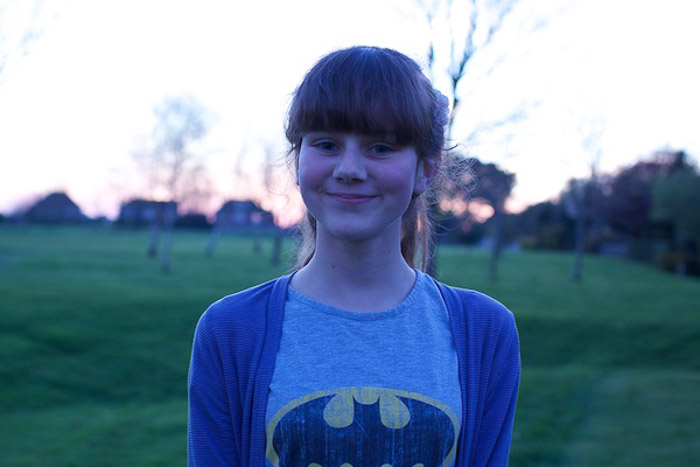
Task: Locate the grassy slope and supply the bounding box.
[439,247,700,466]
[0,226,698,466]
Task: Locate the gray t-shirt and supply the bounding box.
[265,270,462,466]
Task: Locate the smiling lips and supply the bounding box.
[327,192,376,204]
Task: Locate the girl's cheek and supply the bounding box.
[297,158,327,189]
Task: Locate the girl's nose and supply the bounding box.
[333,146,366,182]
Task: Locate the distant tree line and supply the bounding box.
[433,149,699,276]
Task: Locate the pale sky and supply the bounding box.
[1,0,698,223]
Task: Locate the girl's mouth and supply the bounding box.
[327,193,376,204]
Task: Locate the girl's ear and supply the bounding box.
[414,155,441,195]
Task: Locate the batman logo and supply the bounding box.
[266,387,459,467]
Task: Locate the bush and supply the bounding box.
[656,249,700,276]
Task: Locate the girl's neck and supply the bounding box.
[290,231,417,312]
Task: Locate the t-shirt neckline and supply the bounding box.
[286,270,423,321]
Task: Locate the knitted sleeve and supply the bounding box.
[475,309,520,466]
[433,281,521,467]
[187,307,241,466]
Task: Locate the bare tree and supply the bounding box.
[565,118,604,282]
[443,155,515,280]
[135,96,211,207]
[134,95,211,271]
[420,0,518,136]
[564,175,596,282]
[417,0,523,277]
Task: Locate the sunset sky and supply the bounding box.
[1,0,698,223]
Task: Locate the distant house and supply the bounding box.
[23,192,87,224]
[117,199,178,227]
[214,200,274,229]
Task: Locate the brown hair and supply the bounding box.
[286,46,449,271]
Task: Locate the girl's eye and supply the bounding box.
[315,141,337,152]
[369,144,393,155]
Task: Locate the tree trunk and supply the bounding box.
[571,211,585,282]
[160,225,173,273]
[253,233,262,254]
[674,236,687,277]
[488,210,504,281]
[159,205,177,273]
[205,226,222,256]
[148,221,160,257]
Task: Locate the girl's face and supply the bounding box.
[297,132,430,245]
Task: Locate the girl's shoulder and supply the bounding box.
[430,279,520,380]
[196,274,292,338]
[429,277,517,334]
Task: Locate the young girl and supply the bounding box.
[188,46,520,466]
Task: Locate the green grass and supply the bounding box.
[438,248,700,466]
[1,225,698,466]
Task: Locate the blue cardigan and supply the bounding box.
[188,274,520,466]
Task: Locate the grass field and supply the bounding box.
[0,225,698,466]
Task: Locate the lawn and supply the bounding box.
[0,225,698,466]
